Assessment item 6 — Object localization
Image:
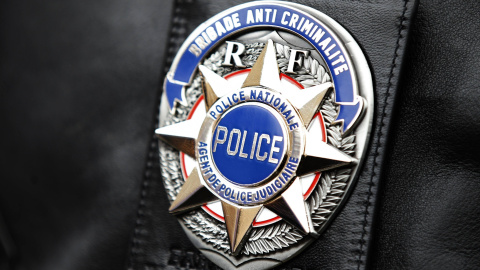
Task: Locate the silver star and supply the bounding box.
[156,39,355,255]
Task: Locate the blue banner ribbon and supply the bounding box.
[165,3,362,132]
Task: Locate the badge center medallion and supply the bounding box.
[199,83,306,206]
[210,102,288,186]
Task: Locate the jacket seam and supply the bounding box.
[356,0,410,269]
[127,0,189,268]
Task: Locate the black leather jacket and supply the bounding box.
[1,0,479,269]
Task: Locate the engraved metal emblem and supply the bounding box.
[156,1,373,269]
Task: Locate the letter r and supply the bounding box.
[223,41,246,67]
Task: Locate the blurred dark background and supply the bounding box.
[0,0,174,269]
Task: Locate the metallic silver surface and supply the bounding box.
[264,178,316,235]
[155,119,201,158]
[157,1,374,268]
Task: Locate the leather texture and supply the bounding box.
[0,0,479,270]
[369,1,480,269]
[0,1,174,269]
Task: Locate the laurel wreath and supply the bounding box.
[159,41,356,256]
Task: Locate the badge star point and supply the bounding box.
[287,82,333,128]
[297,132,356,176]
[155,119,201,158]
[242,39,282,90]
[265,179,315,235]
[168,168,218,214]
[198,65,229,110]
[221,202,262,255]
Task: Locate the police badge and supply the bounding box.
[156,1,373,269]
